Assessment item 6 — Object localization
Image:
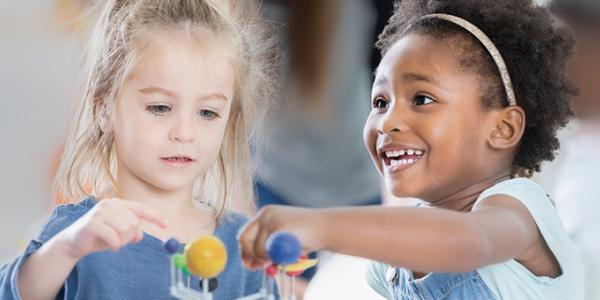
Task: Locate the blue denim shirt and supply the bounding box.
[0,197,271,300]
[391,268,496,300]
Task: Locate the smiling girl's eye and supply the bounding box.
[373,97,389,109]
[414,95,435,106]
[199,109,219,120]
[146,104,171,115]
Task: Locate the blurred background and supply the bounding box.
[0,0,80,263]
[1,0,598,299]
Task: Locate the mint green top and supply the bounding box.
[367,178,584,300]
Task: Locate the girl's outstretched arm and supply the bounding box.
[16,199,168,300]
[239,194,538,273]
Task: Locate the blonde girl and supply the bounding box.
[0,0,275,299]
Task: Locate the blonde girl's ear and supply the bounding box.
[96,103,111,134]
[487,106,526,150]
[98,113,110,133]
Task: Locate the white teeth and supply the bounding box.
[386,150,400,157]
[168,157,189,161]
[385,149,423,157]
[386,157,420,168]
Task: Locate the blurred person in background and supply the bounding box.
[256,0,393,298]
[550,1,600,299]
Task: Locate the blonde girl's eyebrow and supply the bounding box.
[139,87,177,98]
[198,93,229,102]
[139,87,228,103]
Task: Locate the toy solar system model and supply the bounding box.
[164,232,318,300]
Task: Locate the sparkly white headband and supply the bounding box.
[418,14,517,106]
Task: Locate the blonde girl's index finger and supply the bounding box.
[122,201,170,228]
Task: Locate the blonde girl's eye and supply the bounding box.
[414,94,435,106]
[198,109,219,120]
[373,97,389,109]
[146,104,171,115]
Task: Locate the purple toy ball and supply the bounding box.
[164,238,182,254]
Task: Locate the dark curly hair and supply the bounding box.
[377,0,577,176]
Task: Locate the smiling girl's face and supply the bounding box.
[364,33,509,203]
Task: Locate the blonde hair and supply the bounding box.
[54,0,276,219]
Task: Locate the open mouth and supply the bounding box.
[381,149,424,168]
[161,156,194,162]
[160,156,195,167]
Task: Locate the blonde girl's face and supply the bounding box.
[111,35,235,193]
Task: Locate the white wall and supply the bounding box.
[0,2,77,263]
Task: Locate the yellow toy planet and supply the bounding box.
[280,258,319,273]
[184,235,228,278]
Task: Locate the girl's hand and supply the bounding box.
[238,205,325,270]
[55,198,169,260]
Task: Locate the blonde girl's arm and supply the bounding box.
[17,199,168,300]
[239,195,538,273]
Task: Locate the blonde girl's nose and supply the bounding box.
[169,115,195,143]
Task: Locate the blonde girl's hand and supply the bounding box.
[238,205,325,270]
[55,198,169,259]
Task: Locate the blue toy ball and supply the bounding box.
[164,238,182,254]
[265,232,301,265]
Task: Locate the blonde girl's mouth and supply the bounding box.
[160,156,195,168]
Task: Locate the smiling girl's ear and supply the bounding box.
[487,106,526,150]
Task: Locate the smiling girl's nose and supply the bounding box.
[376,105,410,135]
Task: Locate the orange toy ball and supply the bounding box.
[184,236,228,278]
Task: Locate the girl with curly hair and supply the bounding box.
[239,0,584,299]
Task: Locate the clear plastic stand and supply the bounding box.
[169,260,278,300]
